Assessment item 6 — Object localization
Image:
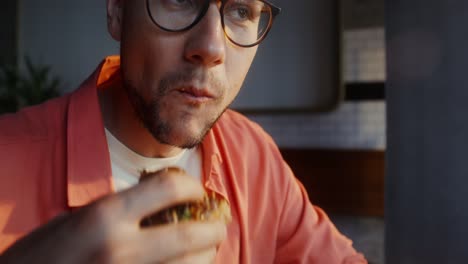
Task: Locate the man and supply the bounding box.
[0,0,367,263]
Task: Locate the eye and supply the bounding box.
[226,4,254,22]
[162,0,195,10]
[174,0,190,5]
[234,6,250,20]
[224,0,265,24]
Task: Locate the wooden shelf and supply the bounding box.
[280,148,385,217]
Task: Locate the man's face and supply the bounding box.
[108,0,258,149]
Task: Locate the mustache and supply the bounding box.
[157,67,225,97]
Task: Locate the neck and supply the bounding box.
[98,76,183,158]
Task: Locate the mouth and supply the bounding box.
[175,86,216,104]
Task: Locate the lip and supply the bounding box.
[175,86,216,104]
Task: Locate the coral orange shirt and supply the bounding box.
[0,56,366,263]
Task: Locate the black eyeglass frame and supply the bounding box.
[146,0,281,48]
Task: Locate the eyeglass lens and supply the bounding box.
[147,0,274,46]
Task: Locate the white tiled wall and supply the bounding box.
[344,28,387,82]
[247,27,387,150]
[248,102,386,150]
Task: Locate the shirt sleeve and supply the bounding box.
[274,164,368,264]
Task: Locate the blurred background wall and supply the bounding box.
[386,0,468,263]
[0,0,17,66]
[18,0,118,91]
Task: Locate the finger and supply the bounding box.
[114,167,205,221]
[136,221,226,263]
[0,213,71,262]
[164,247,217,264]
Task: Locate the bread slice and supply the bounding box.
[139,168,232,227]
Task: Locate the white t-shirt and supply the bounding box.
[105,128,202,192]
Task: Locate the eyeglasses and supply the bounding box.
[146,0,281,48]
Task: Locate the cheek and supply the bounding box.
[225,47,258,98]
[120,3,184,97]
[121,35,184,100]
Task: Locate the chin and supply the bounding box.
[168,112,221,147]
[145,104,224,149]
[154,123,208,149]
[166,134,204,149]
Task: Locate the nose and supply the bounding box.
[184,4,226,67]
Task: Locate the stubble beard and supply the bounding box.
[123,68,228,149]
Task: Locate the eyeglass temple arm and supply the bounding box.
[263,0,281,17]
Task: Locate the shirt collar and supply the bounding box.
[66,56,119,207]
[201,127,229,203]
[66,56,229,207]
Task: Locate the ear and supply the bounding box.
[107,0,123,41]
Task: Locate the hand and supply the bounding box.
[0,168,226,264]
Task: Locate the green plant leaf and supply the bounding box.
[0,57,62,114]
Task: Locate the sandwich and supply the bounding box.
[139,168,232,227]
